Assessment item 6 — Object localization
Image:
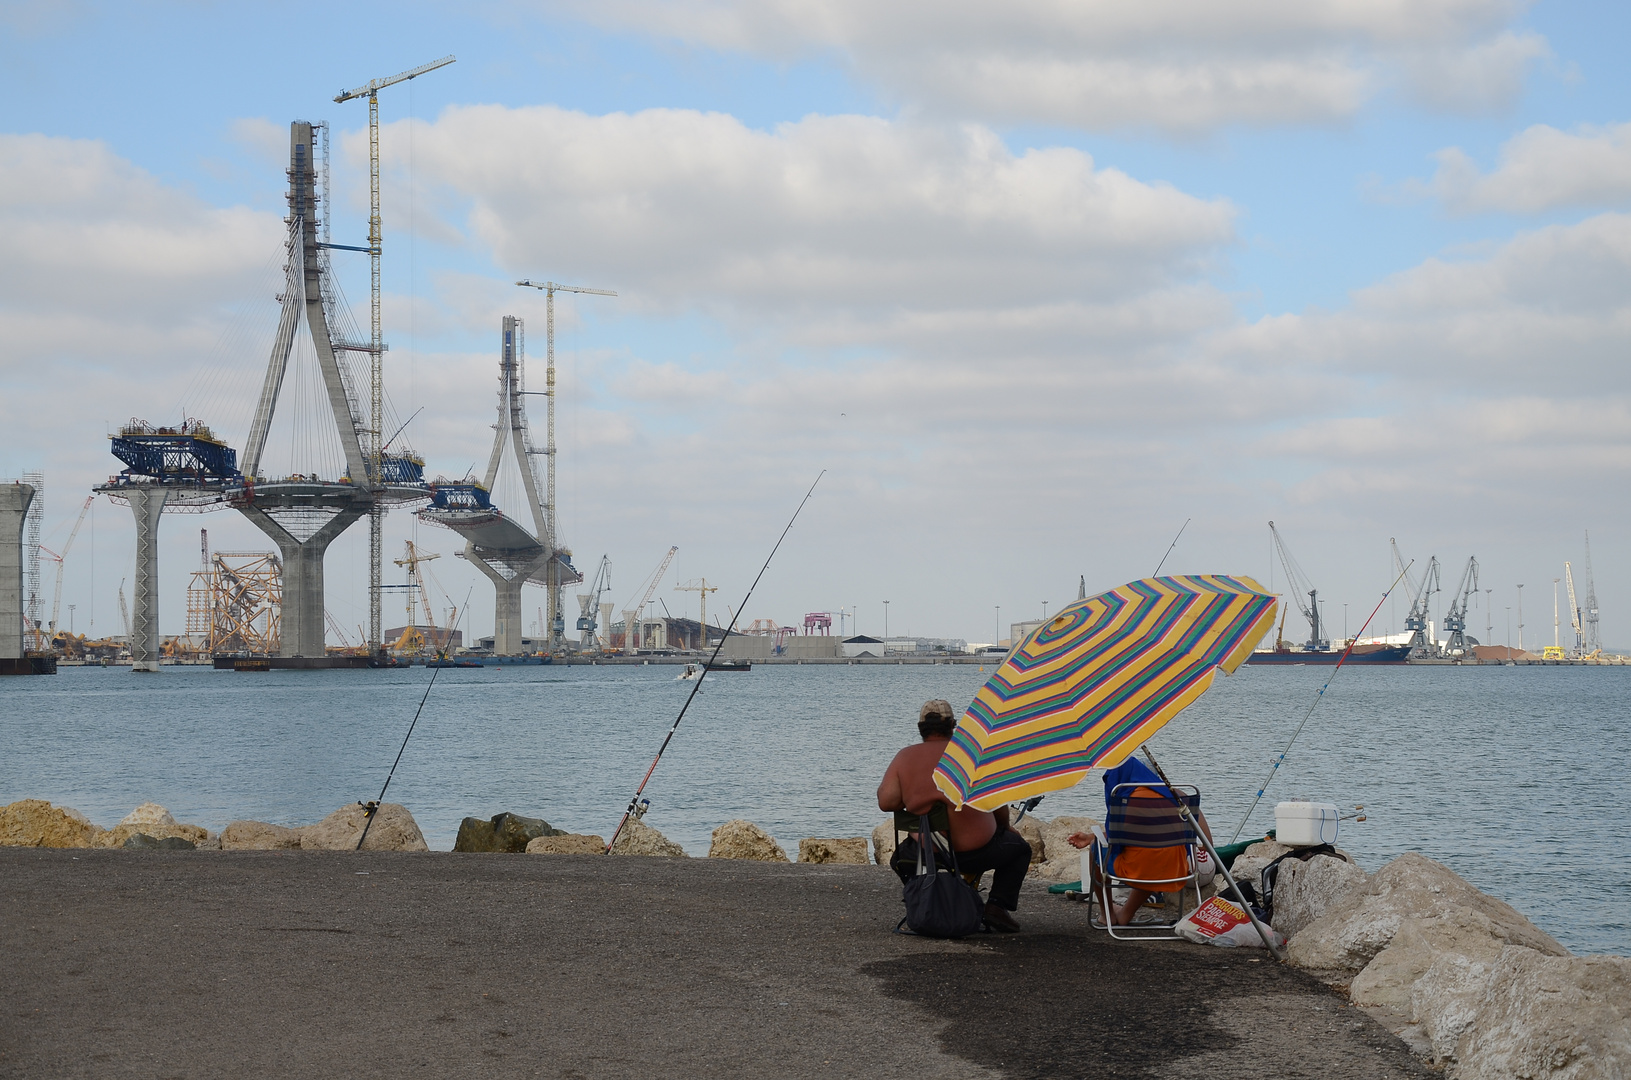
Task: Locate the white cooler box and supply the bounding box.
[1275,801,1339,846]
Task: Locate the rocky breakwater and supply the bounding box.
[1254,844,1630,1078]
[222,804,428,851]
[1,799,213,849]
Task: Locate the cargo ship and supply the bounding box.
[1247,643,1411,666]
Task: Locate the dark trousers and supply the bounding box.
[891,827,1032,911]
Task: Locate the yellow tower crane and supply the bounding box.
[335,54,455,656]
[675,578,719,651]
[392,540,442,655]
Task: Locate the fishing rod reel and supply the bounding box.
[357,800,379,819]
[631,798,651,821]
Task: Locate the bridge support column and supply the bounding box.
[238,502,368,657]
[127,486,168,672]
[1,482,35,663]
[466,544,547,656]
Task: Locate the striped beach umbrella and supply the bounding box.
[933,575,1278,811]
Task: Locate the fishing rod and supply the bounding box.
[1152,518,1191,577]
[604,470,825,853]
[355,586,475,850]
[1226,561,1412,844]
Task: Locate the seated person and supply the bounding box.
[1067,757,1213,926]
[877,699,1033,933]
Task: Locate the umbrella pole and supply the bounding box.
[1140,746,1288,962]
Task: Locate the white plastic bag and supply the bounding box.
[1175,896,1285,949]
[1193,845,1216,886]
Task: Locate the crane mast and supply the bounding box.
[1402,553,1441,658]
[1441,556,1480,657]
[1564,561,1583,656]
[1268,521,1328,651]
[516,279,617,652]
[622,546,678,652]
[576,555,612,650]
[335,54,456,655]
[1582,532,1601,654]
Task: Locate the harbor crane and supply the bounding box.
[1583,533,1601,654]
[1392,539,1441,658]
[335,54,456,653]
[1268,522,1328,651]
[576,555,612,650]
[675,578,719,648]
[1565,561,1584,656]
[1441,556,1480,656]
[621,546,677,652]
[117,578,130,640]
[43,495,94,644]
[516,279,618,649]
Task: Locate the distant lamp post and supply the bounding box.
[1041,601,1049,620]
[995,605,1000,646]
[1517,584,1525,652]
[883,600,890,641]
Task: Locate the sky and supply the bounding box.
[2,0,1629,651]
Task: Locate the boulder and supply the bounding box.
[797,838,869,864]
[526,833,607,855]
[1010,814,1046,864]
[119,802,176,829]
[1228,839,1297,894]
[0,799,103,848]
[708,819,789,862]
[1287,852,1566,972]
[1454,947,1631,1080]
[871,819,896,865]
[1352,906,1517,1012]
[454,812,559,853]
[298,803,429,852]
[1033,815,1098,883]
[1272,853,1368,938]
[220,820,303,850]
[609,819,687,857]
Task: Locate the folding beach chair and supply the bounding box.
[1086,776,1203,940]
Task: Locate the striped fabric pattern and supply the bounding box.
[1106,791,1201,850]
[933,575,1278,811]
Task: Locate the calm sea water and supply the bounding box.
[2,662,1626,955]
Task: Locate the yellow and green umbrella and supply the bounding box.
[934,575,1278,811]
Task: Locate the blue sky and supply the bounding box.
[4,1,1629,650]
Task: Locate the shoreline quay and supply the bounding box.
[4,797,1627,1077]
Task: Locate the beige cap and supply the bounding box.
[920,699,955,723]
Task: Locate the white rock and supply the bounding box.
[1273,854,1368,939]
[1286,852,1565,972]
[119,802,178,829]
[1033,815,1097,883]
[1453,947,1631,1080]
[609,819,687,857]
[707,819,789,861]
[299,803,429,852]
[1352,906,1514,1012]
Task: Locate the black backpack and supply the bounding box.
[896,813,985,938]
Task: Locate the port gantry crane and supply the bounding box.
[1582,533,1601,655]
[516,279,618,650]
[1392,539,1441,658]
[622,546,678,652]
[1441,556,1480,657]
[1268,522,1329,651]
[1564,561,1584,657]
[576,555,612,651]
[334,54,456,655]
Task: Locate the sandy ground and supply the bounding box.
[0,849,1431,1079]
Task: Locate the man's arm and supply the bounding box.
[994,804,1011,831]
[877,757,905,813]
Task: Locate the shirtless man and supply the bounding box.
[877,699,1033,932]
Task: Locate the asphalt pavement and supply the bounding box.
[0,849,1431,1079]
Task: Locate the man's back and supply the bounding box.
[880,738,997,852]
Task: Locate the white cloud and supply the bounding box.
[550,0,1544,131]
[1427,121,1631,213]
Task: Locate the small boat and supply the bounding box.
[705,659,752,672]
[677,663,701,681]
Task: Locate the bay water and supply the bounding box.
[3,662,1626,956]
